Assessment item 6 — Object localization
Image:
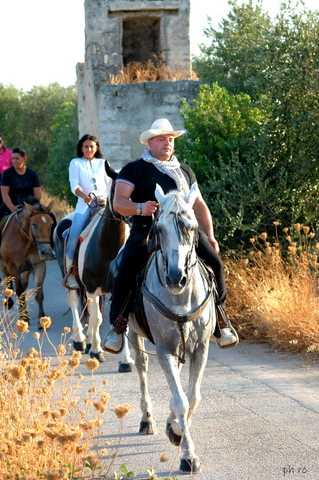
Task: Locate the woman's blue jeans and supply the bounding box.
[66,206,92,259]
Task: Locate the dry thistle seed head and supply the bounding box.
[33,332,40,339]
[309,232,315,238]
[282,227,289,233]
[258,232,267,241]
[249,237,255,243]
[293,223,301,231]
[63,326,71,334]
[16,320,29,333]
[93,400,107,413]
[160,453,169,462]
[9,365,26,380]
[39,316,52,329]
[112,404,133,419]
[303,226,310,234]
[42,469,65,480]
[273,221,280,226]
[86,297,93,304]
[27,347,39,358]
[4,287,14,297]
[58,344,66,356]
[81,454,100,469]
[85,358,99,371]
[100,392,111,404]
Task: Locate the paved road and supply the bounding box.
[6,260,319,479]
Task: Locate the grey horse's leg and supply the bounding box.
[156,341,202,474]
[129,327,156,434]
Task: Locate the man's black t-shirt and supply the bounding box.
[116,158,197,226]
[1,166,41,205]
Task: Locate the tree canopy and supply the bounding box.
[182,0,319,248]
[0,83,78,204]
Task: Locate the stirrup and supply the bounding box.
[214,304,239,349]
[102,329,124,354]
[62,269,79,290]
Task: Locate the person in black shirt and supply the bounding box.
[104,119,238,352]
[0,147,41,220]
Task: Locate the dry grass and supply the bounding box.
[41,190,72,223]
[108,58,198,84]
[225,224,319,358]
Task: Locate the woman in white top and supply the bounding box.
[65,134,115,288]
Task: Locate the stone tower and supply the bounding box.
[77,0,200,170]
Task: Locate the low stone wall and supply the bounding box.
[77,76,200,170]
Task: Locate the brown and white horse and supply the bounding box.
[54,182,134,369]
[0,201,56,327]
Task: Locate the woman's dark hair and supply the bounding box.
[12,147,27,157]
[77,134,103,158]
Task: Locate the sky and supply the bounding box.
[1,0,319,91]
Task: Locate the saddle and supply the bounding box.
[61,204,105,287]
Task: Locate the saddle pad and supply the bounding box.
[80,207,105,241]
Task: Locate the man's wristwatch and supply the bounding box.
[136,203,143,216]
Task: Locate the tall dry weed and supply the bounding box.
[108,58,198,84]
[225,223,319,357]
[0,289,133,479]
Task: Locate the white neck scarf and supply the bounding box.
[141,150,189,196]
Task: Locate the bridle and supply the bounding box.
[15,207,55,248]
[153,209,198,288]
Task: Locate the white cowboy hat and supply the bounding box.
[139,118,185,144]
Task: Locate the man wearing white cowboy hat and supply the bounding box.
[104,118,238,352]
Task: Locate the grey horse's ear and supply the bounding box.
[185,184,198,207]
[155,184,166,203]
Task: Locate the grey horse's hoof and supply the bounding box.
[180,458,201,474]
[90,351,106,363]
[166,422,181,446]
[139,420,155,435]
[118,362,134,373]
[73,340,86,351]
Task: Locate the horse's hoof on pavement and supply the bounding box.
[84,343,91,354]
[4,297,14,310]
[90,351,106,363]
[139,420,155,435]
[166,422,181,446]
[180,458,201,474]
[73,340,86,352]
[118,362,134,373]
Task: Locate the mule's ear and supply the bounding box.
[47,200,55,212]
[24,202,34,214]
[185,184,198,208]
[155,184,166,203]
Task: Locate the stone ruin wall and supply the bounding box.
[77,0,200,170]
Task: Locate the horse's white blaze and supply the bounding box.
[41,216,47,223]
